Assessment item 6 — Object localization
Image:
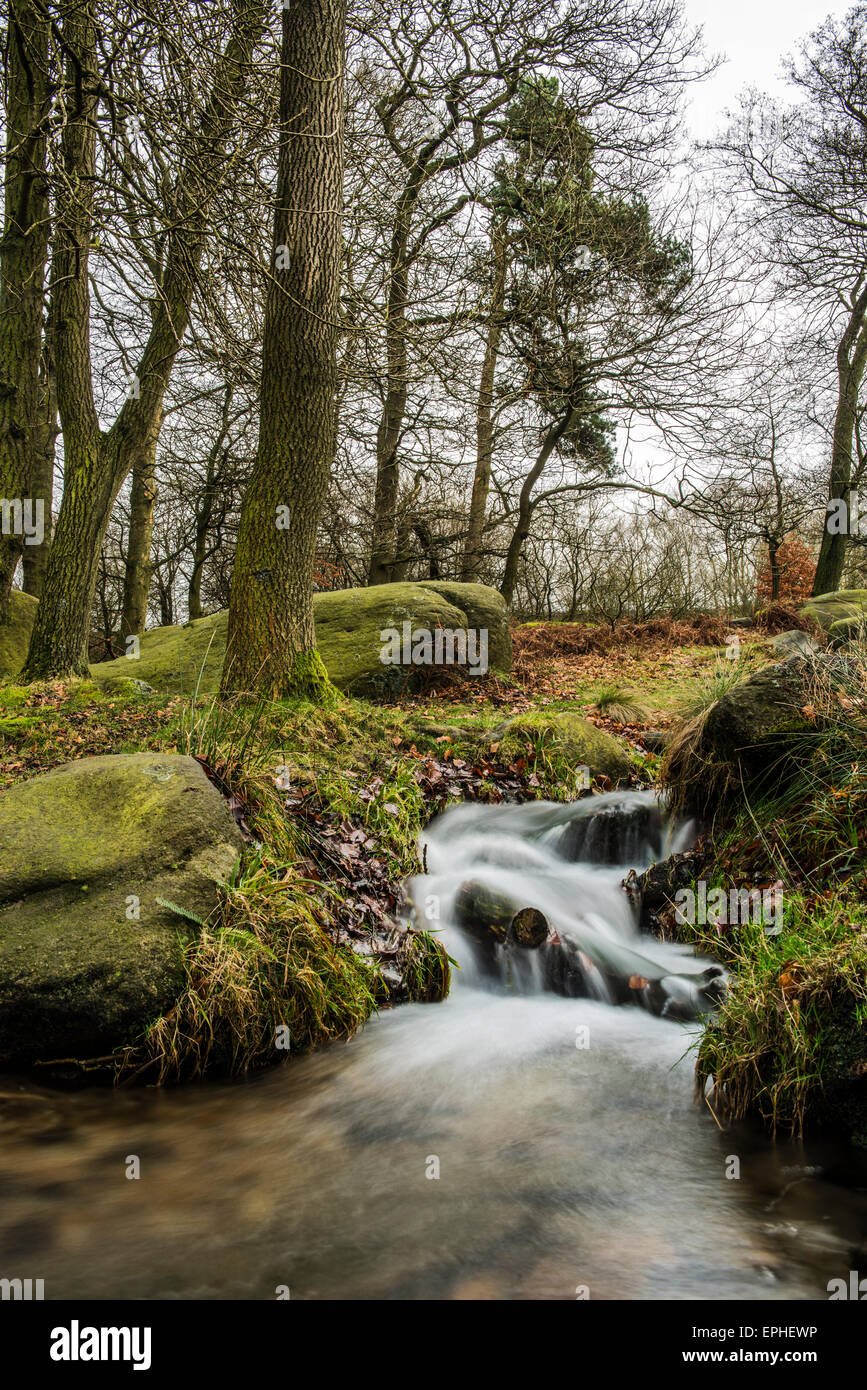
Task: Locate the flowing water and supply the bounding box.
[1,790,866,1300]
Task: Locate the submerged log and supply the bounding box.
[452,878,725,1020]
[454,881,549,948]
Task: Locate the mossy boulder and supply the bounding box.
[0,753,244,1068]
[801,589,867,632]
[0,590,37,676]
[699,657,817,764]
[92,610,228,695]
[497,709,631,783]
[415,580,511,669]
[90,581,511,696]
[663,655,833,816]
[828,614,867,646]
[313,580,509,693]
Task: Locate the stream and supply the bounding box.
[1,790,866,1300]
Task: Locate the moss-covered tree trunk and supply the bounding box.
[22,0,267,680]
[813,289,867,597]
[222,0,345,699]
[120,429,159,638]
[461,225,507,583]
[0,0,50,618]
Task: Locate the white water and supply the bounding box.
[0,791,863,1299]
[413,791,722,1014]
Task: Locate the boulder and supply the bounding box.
[769,628,821,658]
[0,590,37,676]
[90,581,511,696]
[828,615,867,647]
[697,656,817,769]
[496,708,631,783]
[313,580,510,694]
[0,754,245,1067]
[801,589,867,632]
[415,580,511,670]
[663,654,841,815]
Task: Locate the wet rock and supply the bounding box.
[558,796,666,865]
[623,850,704,932]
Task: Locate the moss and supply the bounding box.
[828,614,867,646]
[0,684,29,708]
[281,647,338,702]
[400,929,451,1004]
[694,896,867,1139]
[0,755,244,1067]
[92,611,228,695]
[500,708,631,785]
[415,579,512,669]
[125,850,384,1081]
[0,590,37,676]
[0,753,243,893]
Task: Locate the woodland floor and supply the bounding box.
[0,618,771,791]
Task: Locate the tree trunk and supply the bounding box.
[21,305,57,599]
[500,409,576,606]
[367,192,417,586]
[23,0,267,679]
[187,512,209,622]
[454,881,549,947]
[0,0,50,617]
[120,427,160,637]
[813,293,867,596]
[461,225,507,582]
[222,0,345,698]
[768,537,781,603]
[188,387,233,620]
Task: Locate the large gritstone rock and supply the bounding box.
[0,754,244,1067]
[89,581,511,696]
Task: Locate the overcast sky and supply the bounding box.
[683,0,848,139]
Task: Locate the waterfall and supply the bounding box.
[409,790,725,1020]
